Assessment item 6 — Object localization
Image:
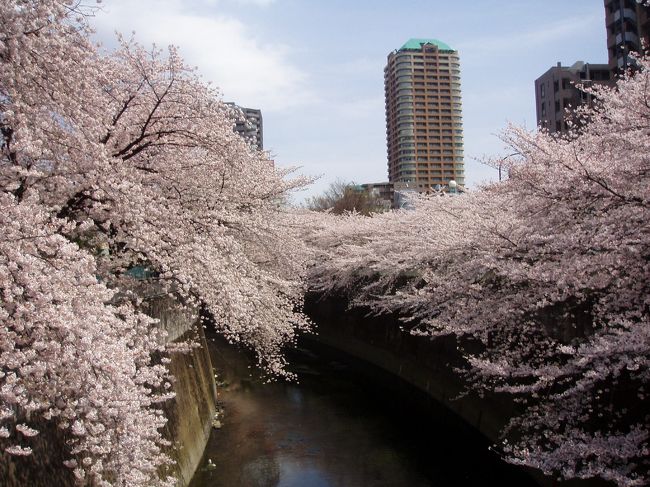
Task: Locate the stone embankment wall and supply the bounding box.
[0,296,217,487]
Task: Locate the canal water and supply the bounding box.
[189,334,537,487]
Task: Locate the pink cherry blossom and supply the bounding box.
[1,1,311,484]
[308,56,650,486]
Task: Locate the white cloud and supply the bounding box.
[91,0,314,112]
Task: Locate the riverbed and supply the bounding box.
[189,334,536,487]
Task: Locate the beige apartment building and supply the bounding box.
[384,39,464,192]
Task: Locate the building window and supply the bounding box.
[540,84,545,98]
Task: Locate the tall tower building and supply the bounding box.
[384,39,464,191]
[605,0,650,73]
[227,104,264,150]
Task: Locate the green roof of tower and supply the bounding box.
[399,38,453,51]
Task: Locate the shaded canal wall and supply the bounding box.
[304,292,512,443]
[304,293,611,487]
[0,296,217,487]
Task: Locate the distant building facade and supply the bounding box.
[359,181,394,210]
[605,0,650,73]
[384,38,464,192]
[360,181,393,202]
[228,104,264,150]
[535,62,610,134]
[535,1,650,134]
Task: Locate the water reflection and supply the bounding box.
[189,336,536,487]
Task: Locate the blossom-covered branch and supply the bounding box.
[1,0,311,484]
[307,57,650,486]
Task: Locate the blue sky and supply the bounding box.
[91,0,607,201]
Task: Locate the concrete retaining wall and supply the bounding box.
[0,296,217,487]
[146,297,217,487]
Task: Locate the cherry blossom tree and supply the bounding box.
[2,0,310,484]
[0,195,173,486]
[308,58,650,486]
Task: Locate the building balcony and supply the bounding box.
[398,163,416,170]
[614,7,637,23]
[618,56,632,69]
[616,31,640,47]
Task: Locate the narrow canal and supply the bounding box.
[189,334,537,487]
